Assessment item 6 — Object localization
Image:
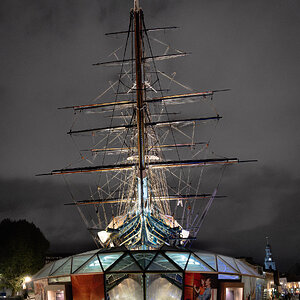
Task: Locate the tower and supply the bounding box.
[264,237,276,271]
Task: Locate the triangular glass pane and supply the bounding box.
[110,254,141,272]
[76,255,103,274]
[132,252,156,270]
[71,254,93,273]
[98,252,123,271]
[34,263,54,279]
[235,260,257,276]
[219,255,239,272]
[79,249,99,255]
[195,252,217,271]
[186,254,213,271]
[49,257,69,275]
[217,256,237,273]
[165,252,189,270]
[147,254,179,271]
[52,258,72,276]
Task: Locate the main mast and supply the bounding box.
[134,0,147,247]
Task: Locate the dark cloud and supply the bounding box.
[0,0,299,271]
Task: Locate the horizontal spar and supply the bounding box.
[146,116,221,127]
[149,158,240,169]
[145,89,230,104]
[68,123,135,135]
[92,53,190,66]
[36,163,135,176]
[36,157,252,176]
[82,142,206,154]
[58,89,229,111]
[58,100,135,111]
[64,194,226,206]
[105,26,179,36]
[68,116,221,135]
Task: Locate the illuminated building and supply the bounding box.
[264,237,276,271]
[32,246,263,300]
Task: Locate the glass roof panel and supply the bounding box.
[235,260,258,276]
[79,249,99,255]
[110,254,142,272]
[195,252,217,271]
[132,252,156,270]
[165,252,189,270]
[34,263,54,279]
[147,254,179,271]
[163,273,183,286]
[72,254,93,273]
[186,254,213,272]
[218,274,240,280]
[49,257,69,275]
[98,252,123,271]
[76,255,103,274]
[51,258,72,276]
[219,255,239,272]
[217,256,237,274]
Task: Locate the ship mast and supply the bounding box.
[134,0,140,11]
[134,0,147,246]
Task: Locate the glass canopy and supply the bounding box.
[33,246,261,281]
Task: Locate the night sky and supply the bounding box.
[0,0,299,272]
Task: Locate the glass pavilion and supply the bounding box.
[32,245,263,300]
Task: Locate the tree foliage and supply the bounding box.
[0,219,49,294]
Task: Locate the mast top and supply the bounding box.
[134,0,140,11]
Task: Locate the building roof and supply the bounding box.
[33,246,261,281]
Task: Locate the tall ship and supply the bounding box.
[40,0,253,250]
[34,2,262,300]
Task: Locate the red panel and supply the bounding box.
[184,273,195,300]
[71,274,105,300]
[184,273,218,300]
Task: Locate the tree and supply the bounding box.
[0,219,49,295]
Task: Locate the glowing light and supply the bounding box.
[22,276,32,289]
[98,231,111,243]
[180,229,189,239]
